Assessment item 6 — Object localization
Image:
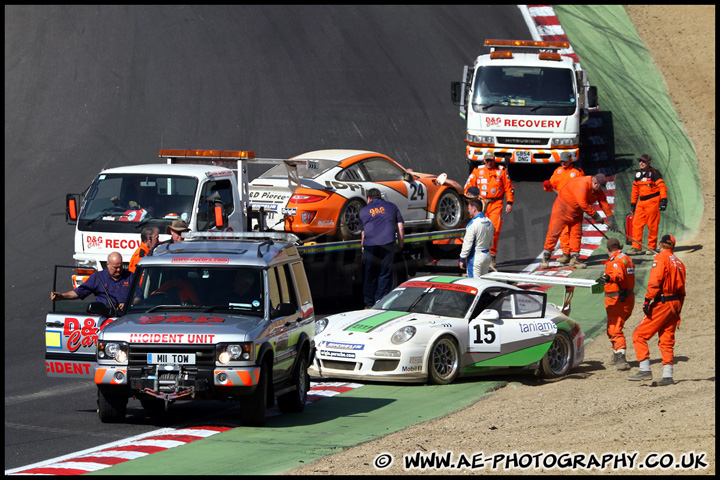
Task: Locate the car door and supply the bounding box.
[267,263,301,380]
[46,266,109,378]
[356,157,428,221]
[467,289,553,365]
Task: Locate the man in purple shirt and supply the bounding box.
[50,252,133,313]
[358,188,404,308]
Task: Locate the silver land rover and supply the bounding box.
[91,232,315,425]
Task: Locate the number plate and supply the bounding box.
[147,353,196,365]
[515,150,532,163]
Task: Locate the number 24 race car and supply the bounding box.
[309,274,590,384]
[249,149,465,240]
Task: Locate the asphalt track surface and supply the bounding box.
[4,5,700,474]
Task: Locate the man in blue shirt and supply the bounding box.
[50,252,133,313]
[358,189,404,308]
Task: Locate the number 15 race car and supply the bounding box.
[309,274,593,385]
[249,149,465,240]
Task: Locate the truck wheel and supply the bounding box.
[432,190,463,230]
[97,387,128,423]
[277,353,309,413]
[240,363,268,427]
[337,199,365,241]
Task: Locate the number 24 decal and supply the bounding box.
[408,182,425,201]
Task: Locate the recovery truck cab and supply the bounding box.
[451,39,598,170]
[46,231,315,426]
[65,149,304,288]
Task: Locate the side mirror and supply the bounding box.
[477,308,499,321]
[587,86,598,108]
[66,194,81,224]
[402,172,414,182]
[450,81,463,105]
[213,204,225,228]
[272,302,297,319]
[87,301,112,317]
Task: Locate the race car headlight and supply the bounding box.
[217,343,253,365]
[98,341,128,364]
[391,326,416,345]
[315,318,328,335]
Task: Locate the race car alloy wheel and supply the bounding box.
[97,387,128,423]
[240,362,269,427]
[540,331,573,379]
[277,353,309,413]
[432,189,463,230]
[428,335,460,385]
[338,199,365,241]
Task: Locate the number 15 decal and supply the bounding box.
[468,319,501,352]
[405,181,427,209]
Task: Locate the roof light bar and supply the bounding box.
[158,149,256,159]
[484,39,569,50]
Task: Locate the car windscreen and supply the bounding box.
[258,159,337,180]
[78,173,197,231]
[128,266,264,316]
[375,282,476,318]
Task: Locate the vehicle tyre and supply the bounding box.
[240,363,269,426]
[277,353,309,413]
[428,336,460,385]
[97,387,128,423]
[337,199,365,241]
[540,331,573,378]
[432,189,463,230]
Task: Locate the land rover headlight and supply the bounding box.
[98,341,128,364]
[217,343,253,364]
[391,326,416,345]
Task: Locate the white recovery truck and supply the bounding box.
[65,149,465,300]
[451,39,598,170]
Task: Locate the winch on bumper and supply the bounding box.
[95,363,262,401]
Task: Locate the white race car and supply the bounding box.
[309,274,588,384]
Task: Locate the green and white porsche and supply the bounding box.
[309,274,588,384]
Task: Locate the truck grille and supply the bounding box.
[496,137,548,146]
[128,344,216,367]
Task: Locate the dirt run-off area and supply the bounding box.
[288,5,715,475]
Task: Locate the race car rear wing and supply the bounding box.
[480,271,600,316]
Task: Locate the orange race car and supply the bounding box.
[249,149,465,240]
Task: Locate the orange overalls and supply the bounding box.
[129,243,150,273]
[544,164,585,256]
[603,250,635,351]
[543,176,613,255]
[631,167,668,250]
[632,249,686,365]
[464,164,514,256]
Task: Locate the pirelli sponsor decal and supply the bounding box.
[344,311,407,333]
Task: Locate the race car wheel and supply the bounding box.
[97,387,127,423]
[432,189,463,230]
[540,331,573,379]
[239,362,269,427]
[277,353,309,413]
[337,199,365,241]
[428,336,460,385]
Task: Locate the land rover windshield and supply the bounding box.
[128,266,265,316]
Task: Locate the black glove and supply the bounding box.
[642,298,652,316]
[659,198,667,211]
[591,212,603,223]
[606,215,619,232]
[630,203,636,214]
[596,274,610,284]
